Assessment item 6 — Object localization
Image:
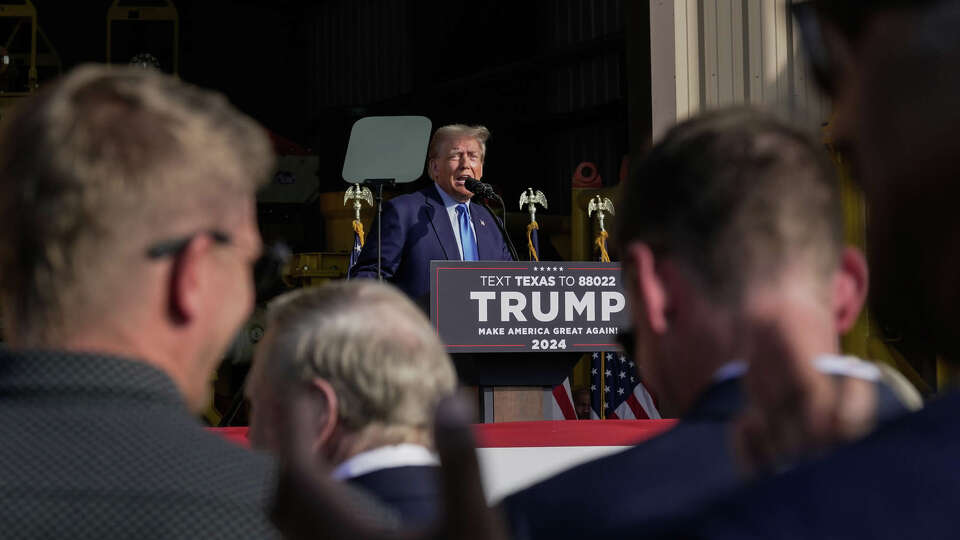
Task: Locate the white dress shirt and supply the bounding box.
[712,353,882,384]
[435,183,478,260]
[331,443,439,481]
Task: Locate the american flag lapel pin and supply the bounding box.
[480,219,486,226]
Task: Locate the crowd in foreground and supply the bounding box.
[1,0,959,538]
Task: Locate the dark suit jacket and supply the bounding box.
[349,185,513,301]
[348,465,440,526]
[501,375,912,540]
[678,390,960,540]
[0,349,280,538]
[502,379,745,540]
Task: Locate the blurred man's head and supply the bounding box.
[802,0,960,357]
[246,281,458,464]
[0,64,272,412]
[428,124,489,203]
[617,108,867,416]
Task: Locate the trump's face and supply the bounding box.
[430,136,484,203]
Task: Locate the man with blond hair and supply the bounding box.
[0,64,392,536]
[349,124,513,302]
[246,280,458,525]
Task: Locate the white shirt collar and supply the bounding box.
[331,443,438,481]
[712,354,881,384]
[434,182,469,210]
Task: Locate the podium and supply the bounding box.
[431,260,627,422]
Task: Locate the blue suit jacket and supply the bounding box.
[347,465,440,527]
[677,390,960,540]
[349,185,513,301]
[501,376,911,540]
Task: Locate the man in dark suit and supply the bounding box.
[500,109,918,539]
[349,124,513,302]
[0,65,392,537]
[656,2,960,538]
[246,280,458,526]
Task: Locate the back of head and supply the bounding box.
[258,280,458,445]
[617,108,842,306]
[0,64,274,344]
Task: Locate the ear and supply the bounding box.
[624,242,669,334]
[309,378,339,456]
[168,234,215,325]
[428,157,439,181]
[833,246,869,334]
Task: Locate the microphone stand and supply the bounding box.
[362,178,395,280]
[480,193,519,262]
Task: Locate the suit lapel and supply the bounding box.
[424,187,459,260]
[471,203,497,260]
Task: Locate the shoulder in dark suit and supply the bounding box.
[349,185,512,301]
[348,465,441,526]
[677,390,960,540]
[502,372,913,540]
[502,379,744,540]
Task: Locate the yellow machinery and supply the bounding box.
[106,0,179,75]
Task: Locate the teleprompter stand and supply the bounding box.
[342,116,432,278]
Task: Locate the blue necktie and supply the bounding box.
[456,204,478,261]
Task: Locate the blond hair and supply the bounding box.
[427,123,490,161]
[256,281,457,446]
[0,64,274,343]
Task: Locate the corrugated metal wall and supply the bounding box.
[311,0,413,109]
[544,0,627,203]
[303,0,628,216]
[653,0,829,139]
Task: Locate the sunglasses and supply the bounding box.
[146,230,232,259]
[146,230,292,301]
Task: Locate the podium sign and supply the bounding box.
[430,261,628,353]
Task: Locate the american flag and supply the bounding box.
[590,352,661,420]
[550,352,661,420]
[347,220,363,277]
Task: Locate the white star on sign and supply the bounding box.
[592,352,599,359]
[559,266,564,271]
[619,371,626,378]
[590,384,596,391]
[605,370,612,377]
[591,368,597,375]
[618,387,625,395]
[604,386,610,393]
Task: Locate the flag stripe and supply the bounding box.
[552,379,578,420]
[626,393,650,420]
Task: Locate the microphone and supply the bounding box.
[463,177,496,198]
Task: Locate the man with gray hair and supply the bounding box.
[246,280,458,525]
[349,124,513,302]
